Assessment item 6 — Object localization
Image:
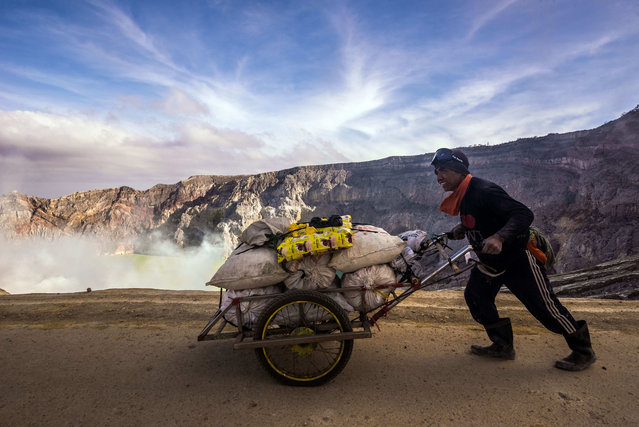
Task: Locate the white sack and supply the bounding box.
[391,245,433,280]
[391,246,416,280]
[220,285,283,327]
[341,264,396,312]
[271,288,355,326]
[326,290,356,313]
[239,217,293,246]
[398,230,429,252]
[328,225,406,273]
[284,254,335,290]
[206,243,288,290]
[391,230,441,281]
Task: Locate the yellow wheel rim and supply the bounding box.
[260,300,345,382]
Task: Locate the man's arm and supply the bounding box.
[482,183,534,253]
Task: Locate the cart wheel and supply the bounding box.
[253,290,353,386]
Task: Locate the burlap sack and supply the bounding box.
[220,285,283,327]
[328,225,406,273]
[206,243,288,290]
[391,230,443,281]
[239,217,293,247]
[398,229,429,252]
[341,264,396,312]
[284,254,335,290]
[327,291,356,313]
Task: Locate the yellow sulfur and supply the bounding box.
[277,215,353,263]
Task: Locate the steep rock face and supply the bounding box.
[1,108,639,273]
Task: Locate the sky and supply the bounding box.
[1,0,638,198]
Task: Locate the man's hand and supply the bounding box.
[481,234,504,255]
[447,224,465,240]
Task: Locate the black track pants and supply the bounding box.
[464,249,578,335]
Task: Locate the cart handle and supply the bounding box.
[369,243,475,325]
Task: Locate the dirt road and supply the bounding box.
[1,289,638,425]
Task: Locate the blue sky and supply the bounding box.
[1,0,638,198]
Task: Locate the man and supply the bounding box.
[431,147,596,371]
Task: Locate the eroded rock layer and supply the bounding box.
[1,108,638,281]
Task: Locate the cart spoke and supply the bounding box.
[254,290,354,385]
[263,301,344,379]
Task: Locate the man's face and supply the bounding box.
[434,167,466,192]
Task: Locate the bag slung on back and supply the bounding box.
[527,226,555,270]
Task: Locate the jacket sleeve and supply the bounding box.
[483,183,534,244]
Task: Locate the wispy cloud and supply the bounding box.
[88,0,180,70]
[0,109,351,196]
[1,0,638,197]
[465,0,520,40]
[157,89,210,116]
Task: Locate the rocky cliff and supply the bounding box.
[2,107,639,276]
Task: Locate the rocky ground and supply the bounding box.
[1,289,638,425]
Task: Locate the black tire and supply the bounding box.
[253,290,353,386]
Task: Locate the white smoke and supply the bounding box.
[0,234,226,294]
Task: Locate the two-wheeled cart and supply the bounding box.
[197,234,475,386]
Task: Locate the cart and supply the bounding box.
[197,233,475,386]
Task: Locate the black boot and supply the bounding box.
[470,318,516,360]
[555,320,596,371]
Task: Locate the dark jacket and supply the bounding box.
[460,177,533,271]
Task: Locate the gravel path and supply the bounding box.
[1,289,638,425]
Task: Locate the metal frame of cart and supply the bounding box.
[197,234,475,386]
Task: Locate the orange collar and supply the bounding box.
[439,174,472,216]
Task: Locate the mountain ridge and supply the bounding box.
[2,108,639,277]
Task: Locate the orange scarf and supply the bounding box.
[439,174,472,216]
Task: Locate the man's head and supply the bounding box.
[431,148,469,174]
[431,148,469,192]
